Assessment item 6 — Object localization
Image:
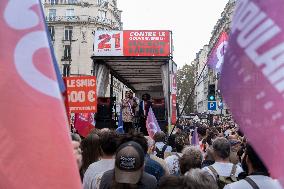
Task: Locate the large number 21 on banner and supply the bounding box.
[220,0,284,186]
[0,1,81,189]
[94,30,123,56]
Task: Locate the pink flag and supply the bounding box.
[220,0,284,185]
[0,1,81,188]
[207,32,229,73]
[146,107,161,138]
[74,113,96,137]
[191,127,199,146]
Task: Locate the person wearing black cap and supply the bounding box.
[99,141,157,189]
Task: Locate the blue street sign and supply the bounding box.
[208,101,217,111]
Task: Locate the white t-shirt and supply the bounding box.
[164,153,182,176]
[83,159,115,189]
[154,142,172,156]
[202,162,243,179]
[224,175,283,189]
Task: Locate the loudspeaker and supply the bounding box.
[95,119,115,129]
[152,98,166,121]
[158,120,167,133]
[97,97,111,120]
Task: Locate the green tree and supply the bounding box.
[177,63,196,115]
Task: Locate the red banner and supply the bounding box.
[123,30,170,56]
[74,113,96,137]
[171,63,177,124]
[64,76,97,113]
[94,30,171,57]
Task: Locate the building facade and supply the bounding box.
[42,0,127,101]
[42,0,122,77]
[194,45,209,113]
[193,0,236,115]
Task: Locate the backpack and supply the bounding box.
[155,144,167,159]
[208,164,238,189]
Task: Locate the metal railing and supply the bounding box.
[45,15,121,28]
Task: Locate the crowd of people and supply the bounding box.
[70,116,283,189]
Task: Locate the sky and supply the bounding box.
[118,0,229,68]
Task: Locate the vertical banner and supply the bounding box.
[0,1,82,188]
[220,0,284,185]
[207,32,228,73]
[171,63,178,124]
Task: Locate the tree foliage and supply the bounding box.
[177,63,196,115]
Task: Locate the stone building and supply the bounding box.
[193,0,236,115]
[194,45,209,113]
[42,0,127,101]
[42,0,123,77]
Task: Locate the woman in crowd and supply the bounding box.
[80,133,101,179]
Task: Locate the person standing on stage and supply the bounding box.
[121,91,137,133]
[139,93,152,135]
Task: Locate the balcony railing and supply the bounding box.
[45,15,121,28]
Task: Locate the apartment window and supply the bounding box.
[48,26,55,40]
[50,0,59,5]
[98,10,107,18]
[97,0,104,6]
[63,64,71,77]
[63,45,71,60]
[48,9,56,18]
[66,9,75,18]
[67,0,77,3]
[64,26,73,41]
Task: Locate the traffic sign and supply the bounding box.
[208,101,217,111]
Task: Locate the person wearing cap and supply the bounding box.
[99,141,157,189]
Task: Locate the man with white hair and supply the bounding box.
[184,169,218,189]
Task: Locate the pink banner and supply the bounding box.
[207,32,228,73]
[0,1,81,188]
[220,0,284,185]
[146,107,161,138]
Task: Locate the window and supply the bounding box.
[48,9,56,18]
[63,45,71,60]
[67,0,77,4]
[97,0,104,6]
[98,10,107,18]
[66,9,75,18]
[64,26,73,41]
[50,0,58,5]
[48,26,55,40]
[63,64,70,77]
